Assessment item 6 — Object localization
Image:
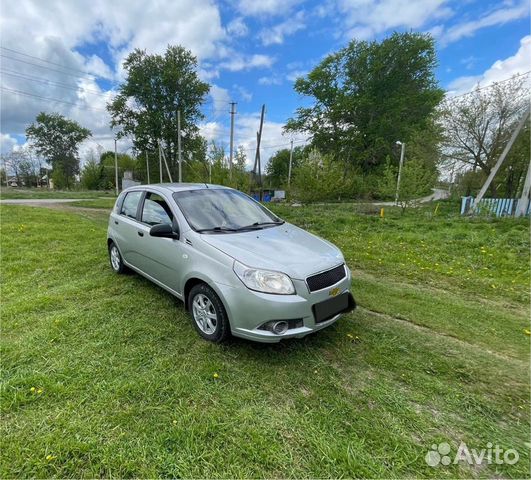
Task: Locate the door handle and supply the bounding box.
[138,231,144,237]
[114,220,118,225]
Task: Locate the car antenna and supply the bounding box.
[204,183,209,188]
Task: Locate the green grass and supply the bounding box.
[1,203,529,478]
[0,187,115,200]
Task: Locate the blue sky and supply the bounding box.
[0,0,529,164]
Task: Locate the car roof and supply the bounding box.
[124,183,232,194]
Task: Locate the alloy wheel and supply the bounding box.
[192,293,218,334]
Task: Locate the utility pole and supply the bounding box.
[159,143,163,183]
[515,158,531,217]
[145,151,150,184]
[229,102,236,180]
[208,158,212,184]
[158,140,173,183]
[177,110,182,182]
[253,104,265,200]
[474,105,530,206]
[288,139,294,187]
[114,138,119,195]
[394,141,405,205]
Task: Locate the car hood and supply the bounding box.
[200,222,344,279]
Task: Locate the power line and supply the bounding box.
[0,69,112,97]
[0,46,112,80]
[0,54,106,82]
[446,70,531,100]
[0,86,108,112]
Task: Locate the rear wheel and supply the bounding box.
[108,242,126,274]
[188,283,230,342]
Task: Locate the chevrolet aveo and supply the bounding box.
[107,184,356,343]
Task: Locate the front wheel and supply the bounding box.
[188,283,230,342]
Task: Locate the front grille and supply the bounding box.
[306,264,346,292]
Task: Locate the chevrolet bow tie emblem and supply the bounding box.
[329,287,340,297]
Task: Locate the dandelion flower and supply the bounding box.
[37,388,43,394]
[45,454,56,461]
[213,373,219,379]
[524,329,531,336]
[30,387,35,393]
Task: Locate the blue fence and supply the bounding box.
[461,196,531,217]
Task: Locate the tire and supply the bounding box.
[108,241,127,274]
[188,283,231,343]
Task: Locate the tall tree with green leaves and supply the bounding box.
[26,112,91,188]
[265,146,305,187]
[107,45,210,179]
[285,32,444,174]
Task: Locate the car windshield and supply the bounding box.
[173,189,283,233]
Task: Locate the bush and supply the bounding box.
[291,150,357,202]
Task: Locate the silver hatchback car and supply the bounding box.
[107,184,356,343]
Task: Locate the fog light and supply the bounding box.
[271,321,288,335]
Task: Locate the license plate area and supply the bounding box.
[312,292,350,323]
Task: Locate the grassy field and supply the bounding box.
[1,201,529,478]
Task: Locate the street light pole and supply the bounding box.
[114,138,119,196]
[288,139,294,187]
[395,141,405,205]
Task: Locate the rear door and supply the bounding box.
[111,190,145,267]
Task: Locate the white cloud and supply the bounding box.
[236,0,303,17]
[440,1,529,46]
[219,54,275,72]
[447,35,531,95]
[258,11,306,45]
[226,17,249,37]
[258,76,283,86]
[337,0,453,40]
[0,133,19,155]
[0,0,278,157]
[209,84,231,118]
[286,70,308,82]
[234,85,253,102]
[199,111,308,168]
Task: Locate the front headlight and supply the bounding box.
[233,260,295,295]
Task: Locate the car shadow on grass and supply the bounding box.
[123,267,346,358]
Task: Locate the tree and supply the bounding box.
[26,112,91,188]
[285,32,444,174]
[291,149,357,202]
[99,151,139,190]
[108,45,209,179]
[1,148,44,187]
[80,149,103,190]
[441,76,530,196]
[379,158,437,212]
[265,146,304,187]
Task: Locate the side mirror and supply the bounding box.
[149,223,179,239]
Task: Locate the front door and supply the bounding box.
[136,192,185,294]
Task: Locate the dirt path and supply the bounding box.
[0,198,89,206]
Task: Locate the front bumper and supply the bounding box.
[215,270,356,343]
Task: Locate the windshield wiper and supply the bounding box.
[197,221,284,234]
[238,220,285,230]
[195,226,240,233]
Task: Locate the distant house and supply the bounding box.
[6,176,22,187]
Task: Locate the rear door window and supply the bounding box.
[141,192,173,226]
[120,191,143,219]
